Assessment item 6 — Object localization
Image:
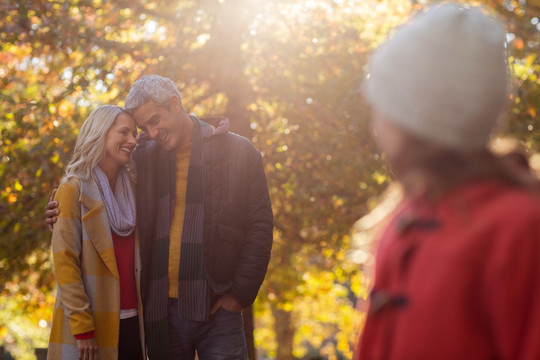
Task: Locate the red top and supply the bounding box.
[112,231,138,310]
[74,331,94,340]
[357,181,540,360]
[74,231,137,340]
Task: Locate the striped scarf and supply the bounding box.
[136,116,212,360]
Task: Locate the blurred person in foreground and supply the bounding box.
[47,106,145,360]
[356,3,540,360]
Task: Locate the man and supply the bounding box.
[46,75,274,359]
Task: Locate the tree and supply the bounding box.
[1,0,538,358]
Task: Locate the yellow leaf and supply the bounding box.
[514,38,524,50]
[283,302,293,312]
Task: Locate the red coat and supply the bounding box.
[357,181,540,360]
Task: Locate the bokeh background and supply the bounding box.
[1,0,539,359]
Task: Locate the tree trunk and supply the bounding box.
[206,2,260,358]
[272,304,295,360]
[243,305,256,360]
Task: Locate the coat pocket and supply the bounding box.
[212,224,246,282]
[218,224,246,244]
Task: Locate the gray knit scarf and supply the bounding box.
[93,165,136,236]
[135,116,213,360]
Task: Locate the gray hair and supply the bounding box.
[124,75,184,112]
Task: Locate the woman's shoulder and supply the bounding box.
[494,182,540,207]
[474,181,540,225]
[59,175,82,189]
[55,175,82,203]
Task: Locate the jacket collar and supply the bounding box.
[79,176,119,279]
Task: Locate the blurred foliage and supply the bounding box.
[0,263,54,360]
[0,0,538,359]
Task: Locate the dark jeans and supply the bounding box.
[119,315,143,360]
[167,298,248,360]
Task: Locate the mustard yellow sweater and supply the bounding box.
[168,141,191,298]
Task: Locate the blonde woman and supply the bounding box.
[47,105,144,360]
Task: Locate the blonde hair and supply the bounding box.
[64,105,136,182]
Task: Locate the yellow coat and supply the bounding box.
[47,176,145,359]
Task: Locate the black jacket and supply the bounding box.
[135,118,273,308]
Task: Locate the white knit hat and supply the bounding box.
[364,3,509,150]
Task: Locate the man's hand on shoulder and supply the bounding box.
[45,188,59,233]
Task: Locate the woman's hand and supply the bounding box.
[76,338,98,360]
